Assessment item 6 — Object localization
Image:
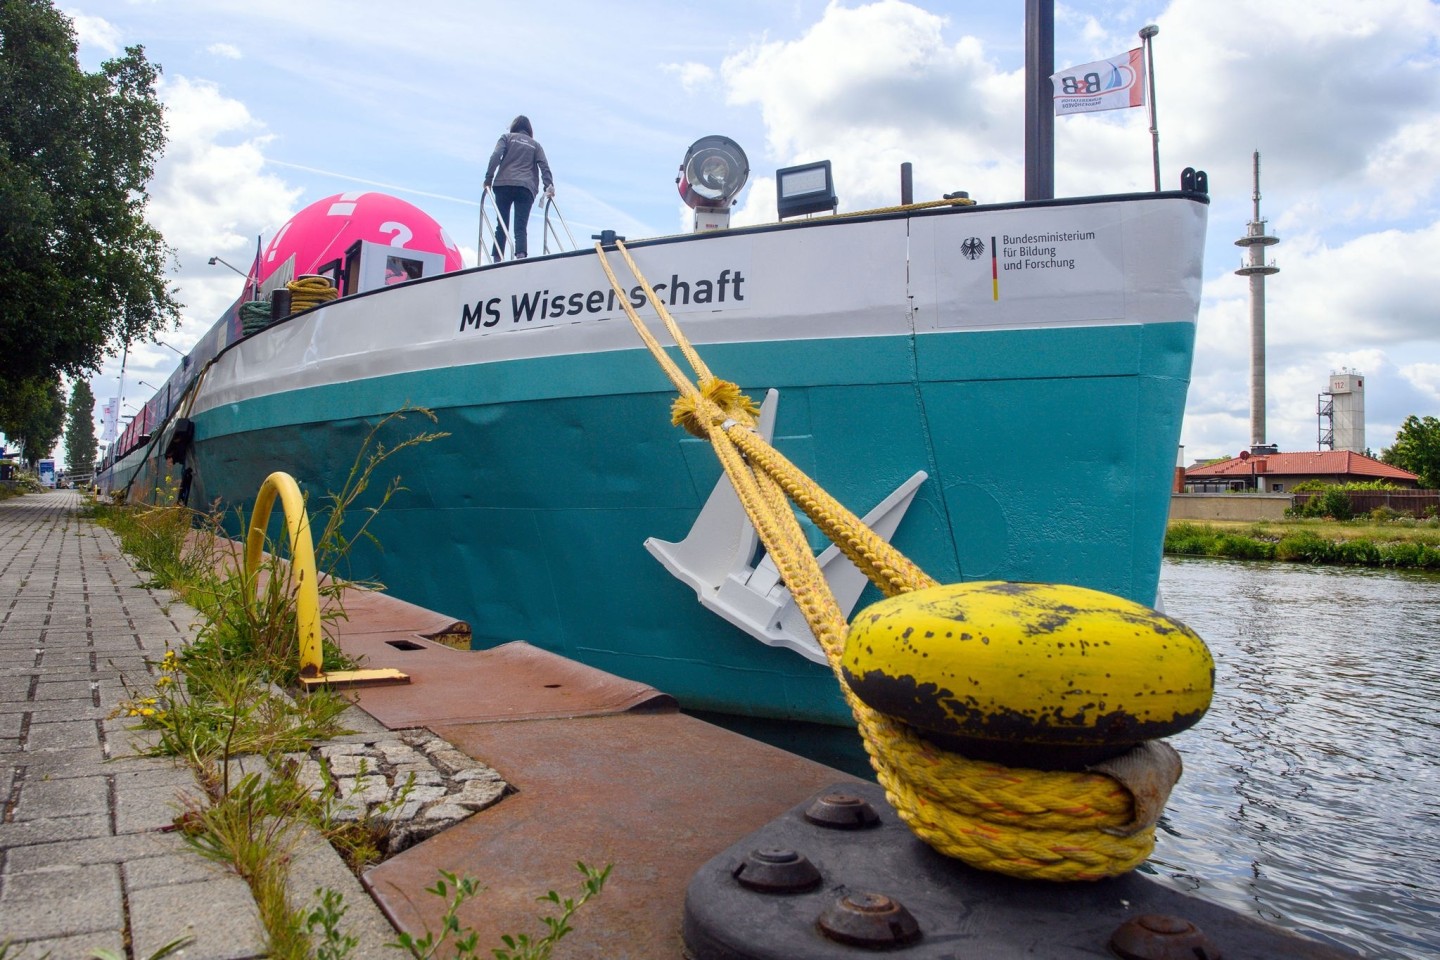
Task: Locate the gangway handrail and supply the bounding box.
[478,186,576,263]
[541,197,576,255]
[478,185,513,265]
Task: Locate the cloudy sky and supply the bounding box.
[63,0,1440,464]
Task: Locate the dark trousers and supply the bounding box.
[492,185,535,260]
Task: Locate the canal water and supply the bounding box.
[698,557,1440,958]
[1153,556,1440,959]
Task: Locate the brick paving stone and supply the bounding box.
[0,700,104,720]
[125,849,236,890]
[128,877,268,960]
[31,676,97,696]
[0,930,127,960]
[10,772,109,821]
[0,813,112,847]
[0,712,22,738]
[23,718,101,752]
[0,678,33,698]
[8,746,113,779]
[0,862,124,941]
[114,780,201,834]
[2,814,175,881]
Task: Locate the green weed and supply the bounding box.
[389,863,611,960]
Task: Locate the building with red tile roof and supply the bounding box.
[1185,450,1420,493]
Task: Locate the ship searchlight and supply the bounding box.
[677,135,748,232]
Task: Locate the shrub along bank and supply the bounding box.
[1165,520,1440,569]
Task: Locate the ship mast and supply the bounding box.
[1024,0,1054,200]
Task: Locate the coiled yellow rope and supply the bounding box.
[595,238,1157,881]
[287,275,338,313]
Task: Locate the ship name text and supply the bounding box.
[460,269,746,331]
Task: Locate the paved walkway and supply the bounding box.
[0,490,269,958]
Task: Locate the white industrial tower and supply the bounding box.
[1318,371,1366,453]
[1235,151,1279,455]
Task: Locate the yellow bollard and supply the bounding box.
[244,472,322,677]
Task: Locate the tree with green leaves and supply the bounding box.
[64,378,97,479]
[1381,415,1440,490]
[0,0,180,425]
[0,375,66,464]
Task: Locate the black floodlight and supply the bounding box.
[677,135,750,210]
[776,160,836,219]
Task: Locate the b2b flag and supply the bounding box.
[1052,48,1145,116]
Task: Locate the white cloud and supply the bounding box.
[1399,363,1440,405]
[66,11,122,54]
[1262,222,1440,350]
[206,42,242,60]
[721,1,1023,216]
[148,75,300,260]
[1356,117,1440,220]
[1159,0,1440,454]
[664,61,716,95]
[1155,0,1440,199]
[88,73,304,414]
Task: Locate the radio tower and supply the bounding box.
[1235,151,1280,454]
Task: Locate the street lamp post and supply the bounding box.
[154,340,190,366]
[208,256,249,279]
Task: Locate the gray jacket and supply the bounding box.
[484,132,553,197]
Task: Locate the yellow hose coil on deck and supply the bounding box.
[287,275,338,313]
[594,237,1167,881]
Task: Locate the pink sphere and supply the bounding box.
[258,191,463,284]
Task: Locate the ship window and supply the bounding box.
[385,255,425,285]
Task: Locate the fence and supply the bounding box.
[1291,489,1439,518]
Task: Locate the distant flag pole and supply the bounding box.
[1139,24,1161,191]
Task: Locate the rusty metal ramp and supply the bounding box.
[326,581,866,957]
[324,588,677,728]
[365,711,864,960]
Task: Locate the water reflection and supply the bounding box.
[1157,557,1440,959]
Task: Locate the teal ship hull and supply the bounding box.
[108,192,1208,725]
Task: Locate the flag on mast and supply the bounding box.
[1051,48,1145,115]
[101,398,118,443]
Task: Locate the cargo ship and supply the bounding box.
[103,157,1208,725]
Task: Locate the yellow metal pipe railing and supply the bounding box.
[244,471,322,678]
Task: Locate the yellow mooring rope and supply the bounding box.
[594,238,1159,881]
[287,275,339,313]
